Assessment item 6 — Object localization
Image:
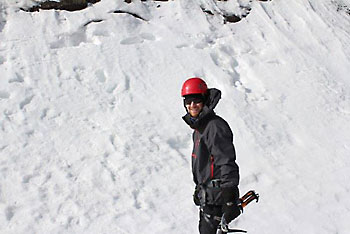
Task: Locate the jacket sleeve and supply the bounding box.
[205,119,239,187]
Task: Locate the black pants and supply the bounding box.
[199,205,223,234]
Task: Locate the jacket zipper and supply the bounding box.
[210,155,214,179]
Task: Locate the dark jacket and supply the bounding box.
[183,88,239,205]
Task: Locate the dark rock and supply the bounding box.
[223,14,242,23]
[23,0,100,12]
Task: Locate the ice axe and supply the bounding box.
[217,190,259,233]
[239,190,259,209]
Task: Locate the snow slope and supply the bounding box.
[1,0,350,233]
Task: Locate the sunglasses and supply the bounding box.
[184,98,203,105]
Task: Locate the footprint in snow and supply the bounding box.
[50,30,87,49]
[0,7,6,33]
[0,55,5,64]
[94,69,117,94]
[95,69,107,83]
[8,73,24,83]
[19,95,34,110]
[176,43,190,49]
[5,206,15,221]
[0,90,10,99]
[120,36,143,45]
[140,33,156,41]
[120,33,156,45]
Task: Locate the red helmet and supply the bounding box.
[181,78,208,97]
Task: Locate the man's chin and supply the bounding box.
[190,112,199,118]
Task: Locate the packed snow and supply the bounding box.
[1,0,350,233]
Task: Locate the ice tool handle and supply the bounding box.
[240,190,259,208]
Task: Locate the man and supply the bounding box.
[181,78,241,234]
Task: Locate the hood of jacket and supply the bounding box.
[182,88,222,130]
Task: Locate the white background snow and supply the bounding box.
[1,0,350,233]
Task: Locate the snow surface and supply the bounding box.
[1,0,350,233]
